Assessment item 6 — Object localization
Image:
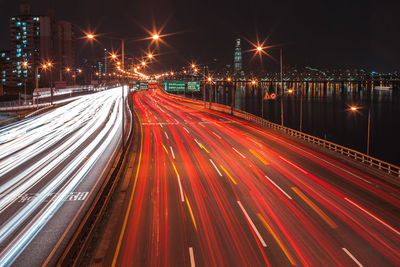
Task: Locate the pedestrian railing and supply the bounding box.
[164,90,400,178]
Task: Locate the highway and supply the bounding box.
[110,85,400,266]
[0,87,127,266]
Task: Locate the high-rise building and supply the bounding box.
[8,2,42,90]
[0,50,11,95]
[5,2,75,93]
[234,38,243,76]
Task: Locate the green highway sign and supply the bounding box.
[136,81,148,91]
[187,81,200,91]
[164,81,185,91]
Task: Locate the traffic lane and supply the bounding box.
[118,92,270,266]
[145,92,302,265]
[13,121,122,267]
[118,92,188,266]
[153,91,400,265]
[0,88,123,265]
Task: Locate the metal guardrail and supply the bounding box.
[164,90,400,178]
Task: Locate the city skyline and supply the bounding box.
[0,0,399,73]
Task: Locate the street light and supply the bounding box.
[253,43,284,126]
[147,53,153,59]
[152,34,159,40]
[21,61,29,105]
[350,105,372,155]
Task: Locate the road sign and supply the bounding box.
[270,93,277,99]
[264,92,271,100]
[164,81,185,91]
[136,81,148,91]
[187,81,200,91]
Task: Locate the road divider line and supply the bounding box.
[220,165,237,185]
[171,161,179,177]
[250,149,269,165]
[164,132,169,139]
[292,187,337,229]
[237,201,267,247]
[194,139,210,153]
[264,175,292,199]
[189,247,196,267]
[162,144,169,154]
[209,159,222,176]
[342,248,363,267]
[279,156,308,175]
[257,214,296,265]
[211,131,222,139]
[232,147,246,158]
[183,127,190,134]
[177,174,185,202]
[185,194,197,231]
[170,146,175,159]
[344,197,400,236]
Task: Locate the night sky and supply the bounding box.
[0,0,399,73]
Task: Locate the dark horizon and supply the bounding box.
[0,0,399,73]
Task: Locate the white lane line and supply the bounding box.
[164,132,169,139]
[342,248,363,267]
[232,147,246,158]
[183,127,190,134]
[170,146,176,159]
[209,159,223,176]
[189,247,196,267]
[344,197,400,236]
[194,139,202,149]
[264,175,292,199]
[211,131,222,139]
[177,174,185,202]
[237,201,267,247]
[279,156,308,175]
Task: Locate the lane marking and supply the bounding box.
[112,111,144,267]
[177,174,185,202]
[257,214,296,266]
[264,175,292,199]
[211,131,222,139]
[292,187,337,229]
[183,127,190,134]
[170,146,175,159]
[185,194,198,231]
[189,247,196,267]
[237,201,267,247]
[209,159,222,176]
[194,139,210,153]
[232,147,246,159]
[171,161,179,177]
[220,165,237,185]
[164,132,169,139]
[279,156,308,175]
[342,248,363,267]
[162,144,169,154]
[344,197,400,236]
[250,149,269,165]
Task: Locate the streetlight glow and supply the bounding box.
[257,46,262,51]
[147,53,153,59]
[350,106,358,111]
[141,61,146,66]
[87,34,95,39]
[152,34,159,40]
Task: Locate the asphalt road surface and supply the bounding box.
[111,86,400,266]
[0,87,127,266]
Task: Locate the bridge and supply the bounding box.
[0,84,399,266]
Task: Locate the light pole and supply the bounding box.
[255,45,284,126]
[350,105,372,155]
[208,77,212,109]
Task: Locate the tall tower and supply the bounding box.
[234,38,242,76]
